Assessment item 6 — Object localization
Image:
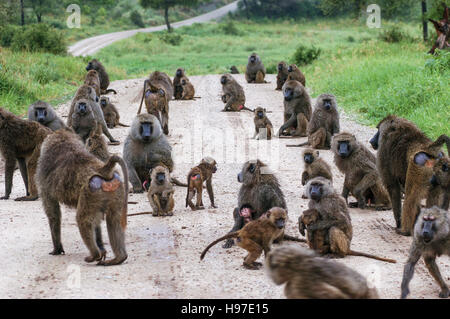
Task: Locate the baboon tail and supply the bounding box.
[286,141,309,147]
[171,177,188,187]
[200,232,239,260]
[283,234,306,243]
[241,106,255,112]
[185,173,193,207]
[137,80,149,115]
[104,89,117,95]
[349,250,396,264]
[117,122,130,127]
[431,134,450,156]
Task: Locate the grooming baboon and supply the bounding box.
[301,149,333,186]
[370,115,449,235]
[148,165,175,217]
[287,64,306,87]
[173,68,185,100]
[123,113,174,193]
[185,157,217,210]
[266,245,379,299]
[85,59,117,95]
[427,156,449,210]
[84,70,101,97]
[37,129,128,265]
[0,107,51,201]
[223,160,286,248]
[99,97,128,129]
[332,132,391,210]
[180,77,195,100]
[220,74,252,112]
[230,66,240,74]
[276,61,289,91]
[137,71,173,114]
[253,107,273,140]
[27,101,67,131]
[401,206,450,298]
[201,207,288,270]
[245,53,266,84]
[304,177,396,263]
[86,124,110,162]
[278,80,312,137]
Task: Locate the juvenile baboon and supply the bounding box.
[140,87,169,135]
[71,99,99,142]
[266,245,379,299]
[0,107,51,201]
[278,80,312,137]
[28,101,67,131]
[180,77,195,100]
[137,71,173,114]
[220,74,252,112]
[185,157,218,210]
[84,70,101,97]
[428,5,450,54]
[99,97,128,129]
[85,59,117,95]
[37,129,128,265]
[276,61,289,91]
[253,107,273,140]
[287,64,306,87]
[148,165,175,217]
[427,156,449,210]
[332,132,391,210]
[123,113,174,193]
[230,66,240,74]
[401,206,450,298]
[173,68,185,100]
[223,160,286,248]
[86,123,110,162]
[298,209,329,254]
[304,177,396,263]
[201,207,288,270]
[370,115,449,235]
[245,53,266,84]
[300,149,333,186]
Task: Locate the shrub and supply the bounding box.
[425,50,450,73]
[30,62,61,84]
[135,32,153,43]
[0,24,19,47]
[221,21,242,36]
[378,27,414,43]
[158,32,182,46]
[10,24,66,55]
[266,62,278,74]
[292,44,321,66]
[131,10,145,28]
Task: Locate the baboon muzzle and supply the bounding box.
[78,103,87,114]
[304,155,313,164]
[370,131,379,150]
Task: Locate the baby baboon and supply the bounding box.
[299,209,329,254]
[253,107,273,140]
[223,160,286,248]
[137,71,173,114]
[245,53,266,84]
[370,115,449,235]
[266,245,379,299]
[230,66,240,74]
[84,70,101,97]
[148,165,175,217]
[332,132,391,210]
[278,80,312,137]
[86,123,110,162]
[0,107,51,201]
[301,148,333,186]
[141,87,169,135]
[71,99,99,142]
[304,177,396,263]
[123,113,174,193]
[201,207,288,270]
[180,77,195,100]
[220,74,252,112]
[86,59,117,95]
[37,129,128,265]
[401,206,450,298]
[287,64,306,87]
[173,68,185,100]
[28,101,67,131]
[185,157,218,210]
[99,97,128,129]
[276,61,289,91]
[427,156,449,210]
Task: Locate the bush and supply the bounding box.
[378,27,414,43]
[425,50,450,73]
[135,32,153,43]
[158,32,183,46]
[266,62,277,74]
[30,62,61,84]
[131,10,145,28]
[221,21,242,36]
[0,24,19,47]
[10,24,66,55]
[292,44,321,66]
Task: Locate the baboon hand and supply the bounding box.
[0,195,9,200]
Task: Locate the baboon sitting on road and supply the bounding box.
[86,59,117,95]
[28,101,67,131]
[300,148,333,186]
[148,165,175,217]
[245,53,266,84]
[276,61,288,91]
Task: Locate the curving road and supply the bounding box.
[68,1,238,57]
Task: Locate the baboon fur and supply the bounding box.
[427,156,449,210]
[245,53,266,84]
[100,97,127,129]
[28,101,67,131]
[220,74,246,112]
[173,68,186,100]
[86,59,117,94]
[86,123,110,162]
[180,77,195,100]
[185,157,217,210]
[301,148,333,186]
[148,165,175,217]
[287,64,306,87]
[84,70,101,97]
[230,66,240,74]
[253,107,273,140]
[276,61,289,91]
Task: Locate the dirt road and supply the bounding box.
[0,74,448,298]
[68,1,238,57]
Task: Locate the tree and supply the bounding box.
[140,0,199,32]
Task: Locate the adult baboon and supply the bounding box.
[137,71,173,114]
[220,74,252,112]
[266,244,379,299]
[71,99,99,142]
[84,70,101,97]
[180,77,195,100]
[99,97,128,129]
[140,87,169,135]
[245,53,266,84]
[278,80,312,137]
[28,101,67,131]
[185,157,218,210]
[148,165,175,217]
[287,64,306,87]
[427,156,449,210]
[253,107,273,140]
[300,148,333,186]
[0,107,51,201]
[370,115,449,235]
[332,132,391,210]
[276,61,289,91]
[173,68,185,100]
[401,206,449,298]
[37,129,128,265]
[86,124,110,162]
[230,66,240,74]
[85,59,117,95]
[428,5,449,54]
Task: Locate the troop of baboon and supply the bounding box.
[0,53,448,299]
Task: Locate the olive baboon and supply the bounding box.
[86,123,110,162]
[276,61,289,91]
[0,107,51,201]
[220,74,252,112]
[99,97,129,129]
[185,157,217,210]
[71,99,100,142]
[137,71,173,114]
[230,66,240,74]
[332,132,391,210]
[298,209,329,254]
[253,107,273,140]
[173,68,186,100]
[148,165,175,217]
[84,70,101,97]
[201,207,288,270]
[28,101,67,131]
[37,129,128,265]
[428,5,449,54]
[180,77,195,100]
[278,80,312,137]
[245,53,266,84]
[86,59,117,95]
[287,64,306,87]
[401,206,450,298]
[427,156,449,210]
[266,244,379,299]
[140,87,169,135]
[301,149,333,186]
[370,115,449,235]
